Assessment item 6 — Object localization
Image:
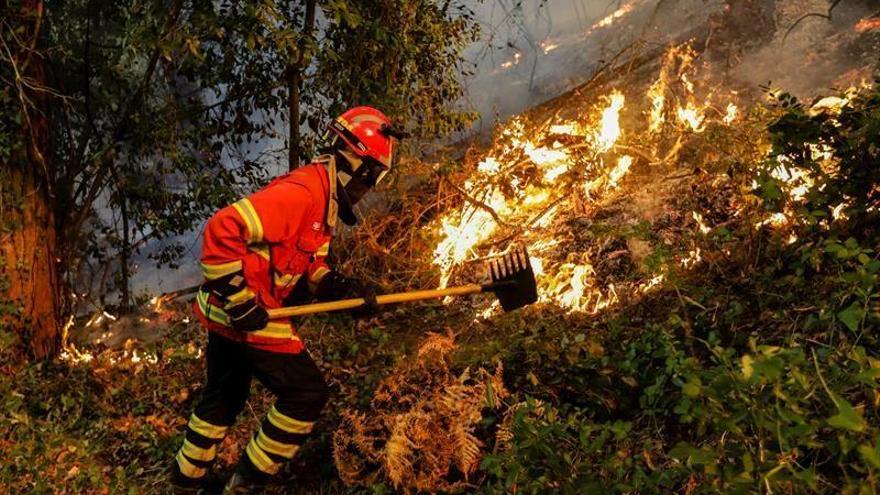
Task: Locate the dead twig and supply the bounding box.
[783,0,842,43]
[441,176,509,228]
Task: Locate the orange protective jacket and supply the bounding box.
[194,162,334,354]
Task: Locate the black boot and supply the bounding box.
[171,467,228,495]
[221,461,272,494]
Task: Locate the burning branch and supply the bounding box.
[442,177,509,228]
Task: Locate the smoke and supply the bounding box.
[459,0,721,128]
[728,0,879,97]
[130,0,879,298]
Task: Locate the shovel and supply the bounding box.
[266,246,538,319]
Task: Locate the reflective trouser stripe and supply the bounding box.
[188,413,228,440]
[246,440,280,475]
[181,439,217,462]
[255,429,299,458]
[176,451,207,479]
[267,406,314,434]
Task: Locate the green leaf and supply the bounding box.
[837,302,864,332]
[669,442,715,466]
[859,442,880,470]
[741,354,754,379]
[682,377,702,397]
[827,395,866,432]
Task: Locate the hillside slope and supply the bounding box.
[2,20,879,495]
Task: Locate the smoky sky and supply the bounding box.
[129,0,878,298]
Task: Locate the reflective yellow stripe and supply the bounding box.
[188,414,228,440]
[250,243,270,261]
[176,451,207,478]
[200,260,242,280]
[197,290,229,326]
[226,287,254,306]
[249,322,297,340]
[232,198,264,244]
[181,439,216,462]
[274,272,301,288]
[267,406,314,434]
[256,430,299,458]
[246,440,280,474]
[309,266,331,283]
[316,241,330,257]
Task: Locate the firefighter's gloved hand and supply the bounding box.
[226,299,269,332]
[357,284,380,315]
[315,272,380,315]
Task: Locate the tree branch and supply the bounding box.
[783,0,843,43]
[442,176,509,228]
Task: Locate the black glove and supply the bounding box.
[226,299,269,332]
[315,271,380,315]
[201,271,268,332]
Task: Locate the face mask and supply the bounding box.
[340,171,372,206]
[336,151,389,206]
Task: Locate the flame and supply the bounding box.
[549,122,581,136]
[477,157,501,174]
[541,40,560,54]
[640,274,665,293]
[676,104,705,132]
[680,248,702,268]
[855,17,880,32]
[647,79,666,133]
[771,158,813,201]
[594,91,625,152]
[723,102,738,124]
[556,264,594,311]
[831,202,849,220]
[430,41,744,311]
[607,155,633,190]
[592,3,635,30]
[500,52,522,69]
[692,211,711,234]
[809,96,848,116]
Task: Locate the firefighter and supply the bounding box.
[170,106,404,493]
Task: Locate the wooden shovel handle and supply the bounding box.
[266,284,484,319]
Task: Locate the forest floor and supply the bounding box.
[3,31,880,495]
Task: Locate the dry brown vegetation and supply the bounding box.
[333,332,508,493]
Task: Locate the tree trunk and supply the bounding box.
[288,0,317,171]
[0,0,60,359]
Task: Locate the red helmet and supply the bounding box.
[326,106,398,171]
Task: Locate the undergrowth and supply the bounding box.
[2,79,879,494]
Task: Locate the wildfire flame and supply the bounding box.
[592,3,635,30]
[595,91,625,152]
[855,17,880,33]
[433,41,744,313]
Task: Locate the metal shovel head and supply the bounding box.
[487,246,538,312]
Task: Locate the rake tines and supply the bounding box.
[486,246,538,312]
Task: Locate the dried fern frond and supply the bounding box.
[333,332,510,493]
[416,331,457,366]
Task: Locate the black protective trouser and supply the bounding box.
[173,332,329,481]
